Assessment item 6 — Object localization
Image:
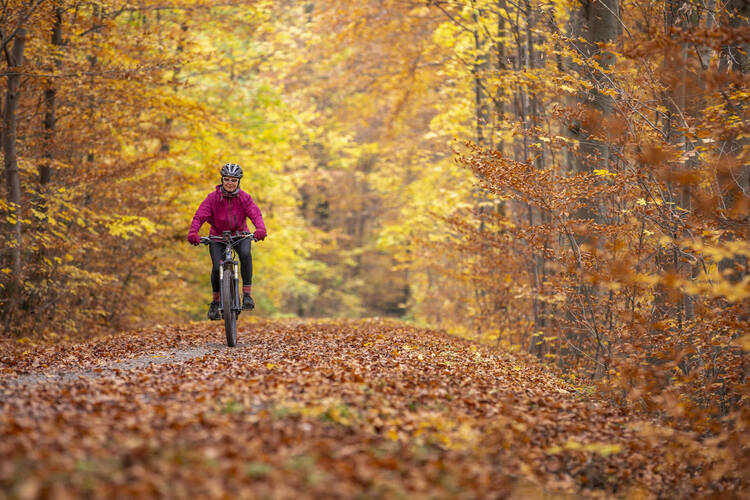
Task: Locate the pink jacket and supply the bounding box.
[188,186,267,238]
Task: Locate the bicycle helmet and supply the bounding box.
[220,163,243,179]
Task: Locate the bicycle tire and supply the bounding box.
[221,266,238,347]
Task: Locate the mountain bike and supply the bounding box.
[200,231,255,347]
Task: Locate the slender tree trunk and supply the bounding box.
[493,1,506,153]
[86,4,100,167]
[40,8,63,186]
[472,6,488,147]
[521,1,549,357]
[492,1,509,323]
[158,13,188,154]
[471,1,492,318]
[3,27,28,316]
[566,0,619,373]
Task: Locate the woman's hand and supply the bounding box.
[187,233,201,246]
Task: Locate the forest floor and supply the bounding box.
[0,319,713,498]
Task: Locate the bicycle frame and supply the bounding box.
[205,231,252,316]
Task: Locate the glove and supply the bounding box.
[253,230,266,241]
[187,233,200,246]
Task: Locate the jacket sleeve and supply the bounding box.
[244,195,267,238]
[188,194,212,237]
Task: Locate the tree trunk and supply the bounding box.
[565,0,619,372]
[493,1,506,153]
[472,6,488,147]
[569,0,619,174]
[40,9,63,186]
[3,27,28,311]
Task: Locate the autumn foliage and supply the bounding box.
[1,0,748,496]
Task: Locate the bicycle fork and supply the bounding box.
[233,261,240,312]
[218,260,241,314]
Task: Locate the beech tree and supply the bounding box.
[2,26,27,309]
[1,2,747,491]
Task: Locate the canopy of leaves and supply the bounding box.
[0,0,747,495]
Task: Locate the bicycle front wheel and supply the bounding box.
[221,267,238,347]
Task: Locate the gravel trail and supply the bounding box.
[0,344,226,389]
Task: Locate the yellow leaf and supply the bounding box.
[593,168,616,178]
[586,443,622,456]
[564,440,582,451]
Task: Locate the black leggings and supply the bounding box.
[209,239,252,292]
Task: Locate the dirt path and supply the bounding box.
[3,345,219,388]
[0,319,706,498]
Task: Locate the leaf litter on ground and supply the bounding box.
[0,319,722,498]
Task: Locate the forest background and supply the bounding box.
[1,0,748,492]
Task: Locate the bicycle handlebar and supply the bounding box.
[199,232,255,245]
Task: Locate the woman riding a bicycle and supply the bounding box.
[187,163,267,319]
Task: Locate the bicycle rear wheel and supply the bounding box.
[221,266,238,347]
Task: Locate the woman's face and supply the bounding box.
[222,176,240,191]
